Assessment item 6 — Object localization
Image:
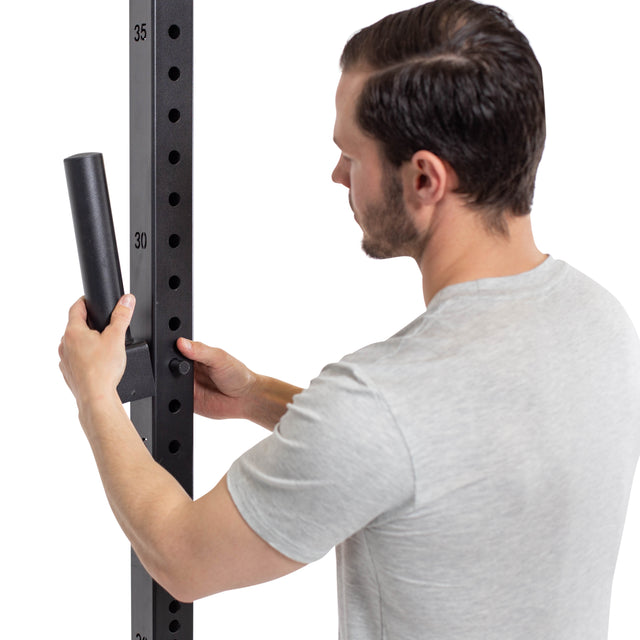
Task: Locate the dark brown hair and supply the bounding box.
[341,0,546,236]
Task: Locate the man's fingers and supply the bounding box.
[105,294,136,339]
[68,296,88,324]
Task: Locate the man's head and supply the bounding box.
[335,0,545,242]
[333,69,426,259]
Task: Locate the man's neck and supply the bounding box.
[417,209,547,307]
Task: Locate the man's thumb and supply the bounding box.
[177,338,225,368]
[107,294,136,337]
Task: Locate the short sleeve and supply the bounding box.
[226,361,415,564]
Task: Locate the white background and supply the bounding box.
[1,0,639,638]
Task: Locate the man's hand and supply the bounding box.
[176,338,258,421]
[176,338,303,430]
[59,295,135,408]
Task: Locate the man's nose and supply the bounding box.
[332,156,349,188]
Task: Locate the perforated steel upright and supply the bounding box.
[129,1,194,638]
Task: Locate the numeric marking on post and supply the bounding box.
[134,231,148,249]
[133,23,148,42]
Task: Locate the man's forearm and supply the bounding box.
[78,392,191,594]
[245,374,303,431]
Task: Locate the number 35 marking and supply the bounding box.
[134,23,147,42]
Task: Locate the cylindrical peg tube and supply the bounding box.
[64,152,126,333]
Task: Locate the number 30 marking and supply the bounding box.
[134,231,148,249]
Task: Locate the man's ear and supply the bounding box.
[404,150,453,207]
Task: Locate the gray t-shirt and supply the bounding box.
[228,255,640,639]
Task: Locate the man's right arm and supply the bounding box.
[177,338,303,431]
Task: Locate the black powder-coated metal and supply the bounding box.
[119,340,156,402]
[129,0,194,638]
[64,152,127,334]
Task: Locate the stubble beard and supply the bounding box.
[359,168,425,261]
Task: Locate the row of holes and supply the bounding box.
[167,24,183,130]
[169,598,181,634]
[167,21,183,316]
[134,603,181,640]
[136,602,181,640]
[169,600,182,633]
[167,21,185,463]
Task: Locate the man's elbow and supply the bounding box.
[159,569,219,605]
[134,535,199,603]
[161,575,196,605]
[152,541,223,604]
[149,562,188,604]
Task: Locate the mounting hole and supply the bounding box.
[169,316,181,331]
[169,275,181,289]
[168,66,181,81]
[169,150,181,165]
[169,620,181,633]
[168,25,181,39]
[169,600,182,614]
[169,234,181,248]
[168,108,181,123]
[169,192,181,206]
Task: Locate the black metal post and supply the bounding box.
[129,0,194,638]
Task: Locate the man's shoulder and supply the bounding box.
[552,259,639,340]
[331,311,450,390]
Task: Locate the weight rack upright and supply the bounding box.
[129,1,194,639]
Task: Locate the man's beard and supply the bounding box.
[359,168,423,260]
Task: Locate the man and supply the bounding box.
[59,0,640,638]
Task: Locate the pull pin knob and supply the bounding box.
[170,358,191,376]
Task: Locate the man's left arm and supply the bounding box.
[59,296,305,603]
